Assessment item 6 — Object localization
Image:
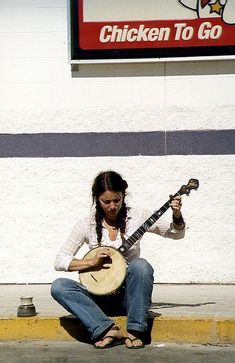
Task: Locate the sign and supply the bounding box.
[69,0,235,62]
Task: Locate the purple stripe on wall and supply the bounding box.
[0,130,234,157]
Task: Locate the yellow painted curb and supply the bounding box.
[0,316,234,344]
[150,316,235,344]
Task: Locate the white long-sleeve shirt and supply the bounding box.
[54,207,185,271]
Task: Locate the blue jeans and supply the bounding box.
[51,257,154,341]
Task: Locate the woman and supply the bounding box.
[51,171,185,349]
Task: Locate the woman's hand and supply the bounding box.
[170,195,185,230]
[90,247,111,268]
[68,247,111,272]
[170,195,182,217]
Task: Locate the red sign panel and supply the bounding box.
[70,0,235,61]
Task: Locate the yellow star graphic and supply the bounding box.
[209,0,223,15]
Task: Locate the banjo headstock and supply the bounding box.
[178,178,199,196]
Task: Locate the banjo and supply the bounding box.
[79,179,199,296]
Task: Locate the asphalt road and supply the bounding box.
[0,341,234,363]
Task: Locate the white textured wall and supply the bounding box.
[0,0,234,283]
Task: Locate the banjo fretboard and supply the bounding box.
[118,197,174,255]
[118,178,199,255]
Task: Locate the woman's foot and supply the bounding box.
[94,326,123,349]
[125,332,145,349]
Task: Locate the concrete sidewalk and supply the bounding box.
[0,284,234,344]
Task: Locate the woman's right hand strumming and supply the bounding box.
[68,247,111,272]
[90,248,111,267]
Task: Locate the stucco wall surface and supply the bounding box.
[0,0,234,283]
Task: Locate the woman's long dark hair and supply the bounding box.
[92,171,128,244]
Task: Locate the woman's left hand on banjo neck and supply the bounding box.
[169,194,185,230]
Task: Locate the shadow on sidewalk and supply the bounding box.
[59,315,91,344]
[150,301,216,309]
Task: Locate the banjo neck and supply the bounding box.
[118,196,174,256]
[118,178,199,256]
